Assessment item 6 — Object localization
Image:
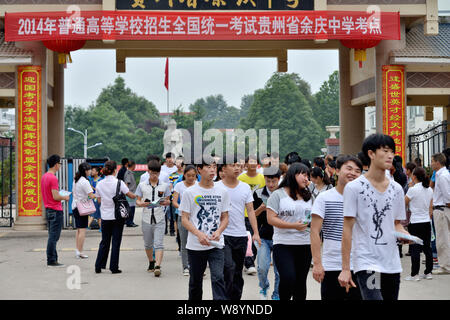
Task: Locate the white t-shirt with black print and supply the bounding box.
[312,188,353,271]
[344,175,406,274]
[179,184,230,251]
[215,181,254,238]
[266,188,312,246]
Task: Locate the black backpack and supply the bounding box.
[113,180,130,220]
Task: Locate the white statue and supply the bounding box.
[163,119,183,159]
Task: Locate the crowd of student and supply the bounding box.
[41,133,450,300]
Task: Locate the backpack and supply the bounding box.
[112,180,130,220]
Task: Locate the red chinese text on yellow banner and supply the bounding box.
[18,66,42,216]
[382,65,405,163]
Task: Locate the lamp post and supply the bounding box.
[67,127,102,158]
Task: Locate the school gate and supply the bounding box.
[0,0,448,230]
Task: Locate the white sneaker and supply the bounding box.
[404,275,420,281]
[420,274,433,280]
[183,268,189,276]
[76,252,88,259]
[433,268,450,275]
[246,266,257,275]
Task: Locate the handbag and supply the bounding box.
[74,183,96,216]
[113,180,130,220]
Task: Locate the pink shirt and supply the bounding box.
[41,172,62,211]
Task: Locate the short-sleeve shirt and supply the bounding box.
[179,184,230,251]
[135,179,171,224]
[343,175,406,274]
[41,172,62,211]
[406,182,433,224]
[433,167,450,206]
[238,173,266,217]
[267,188,312,246]
[173,180,198,215]
[96,175,130,221]
[312,188,353,271]
[71,176,94,210]
[215,181,254,237]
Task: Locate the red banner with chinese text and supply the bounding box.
[18,66,42,217]
[5,10,400,41]
[382,65,405,163]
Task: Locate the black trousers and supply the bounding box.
[223,235,247,300]
[273,244,312,300]
[95,218,125,271]
[321,271,362,301]
[355,271,400,300]
[408,222,433,276]
[188,248,227,300]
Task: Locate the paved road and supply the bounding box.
[0,208,449,300]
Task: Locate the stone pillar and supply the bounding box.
[13,42,48,230]
[48,53,65,156]
[339,44,365,155]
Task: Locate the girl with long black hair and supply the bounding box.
[266,163,312,300]
[72,162,96,259]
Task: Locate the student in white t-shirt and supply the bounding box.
[404,167,434,281]
[310,155,363,300]
[72,162,96,259]
[338,134,412,300]
[216,156,261,301]
[172,165,198,276]
[135,160,171,277]
[180,160,230,300]
[266,162,313,301]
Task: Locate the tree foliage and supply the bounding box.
[240,73,324,160]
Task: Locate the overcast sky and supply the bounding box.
[64,49,339,113]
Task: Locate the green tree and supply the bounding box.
[96,76,160,128]
[313,70,340,130]
[241,73,324,160]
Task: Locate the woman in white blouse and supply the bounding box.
[72,162,96,259]
[404,167,434,281]
[94,160,136,274]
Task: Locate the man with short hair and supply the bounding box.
[253,169,282,300]
[311,155,363,300]
[124,160,138,228]
[135,160,171,276]
[338,134,411,300]
[117,158,128,181]
[162,152,177,236]
[431,153,450,275]
[216,156,261,300]
[238,155,266,275]
[180,160,230,300]
[41,154,70,267]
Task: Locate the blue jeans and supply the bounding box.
[257,239,280,299]
[188,248,227,300]
[46,209,64,264]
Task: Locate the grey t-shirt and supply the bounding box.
[267,188,312,246]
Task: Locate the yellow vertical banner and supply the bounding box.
[382,65,406,163]
[18,66,42,216]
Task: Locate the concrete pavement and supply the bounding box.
[0,208,449,300]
